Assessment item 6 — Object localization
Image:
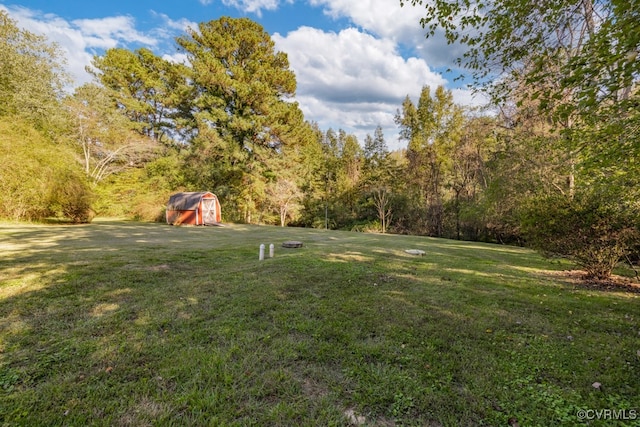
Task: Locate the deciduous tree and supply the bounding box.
[395,85,464,236]
[65,84,159,184]
[0,118,92,222]
[0,11,69,130]
[403,0,640,274]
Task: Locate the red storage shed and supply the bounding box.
[166,192,221,225]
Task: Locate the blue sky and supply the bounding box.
[1,0,484,149]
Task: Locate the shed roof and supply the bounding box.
[167,192,215,211]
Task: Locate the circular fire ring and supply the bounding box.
[282,241,303,248]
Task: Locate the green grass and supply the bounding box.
[1,219,638,426]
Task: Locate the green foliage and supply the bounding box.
[395,85,466,236]
[89,48,194,143]
[0,118,93,222]
[3,6,635,294]
[401,0,640,258]
[65,83,163,184]
[93,154,184,221]
[174,17,312,224]
[176,17,297,151]
[402,0,640,118]
[0,14,93,223]
[0,11,69,130]
[47,169,95,223]
[363,125,389,166]
[522,191,640,279]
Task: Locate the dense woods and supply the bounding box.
[0,9,638,279]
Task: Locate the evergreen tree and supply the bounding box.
[175,17,306,223]
[363,125,389,168]
[176,17,297,152]
[89,47,194,144]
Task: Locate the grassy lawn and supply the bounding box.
[0,219,638,426]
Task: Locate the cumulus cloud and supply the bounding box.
[1,5,95,86]
[71,16,157,48]
[208,0,468,72]
[308,0,467,69]
[274,26,447,148]
[222,0,476,148]
[151,12,197,34]
[283,28,444,99]
[148,12,199,52]
[218,0,288,16]
[1,5,186,88]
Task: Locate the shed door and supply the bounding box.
[201,198,217,225]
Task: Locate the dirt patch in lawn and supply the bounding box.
[545,269,640,294]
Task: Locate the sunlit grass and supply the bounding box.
[0,219,638,426]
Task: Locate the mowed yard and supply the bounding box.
[0,220,638,426]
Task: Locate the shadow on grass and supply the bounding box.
[1,221,638,426]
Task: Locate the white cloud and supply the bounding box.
[151,11,197,33]
[309,0,422,38]
[451,88,490,109]
[162,52,191,65]
[274,26,447,149]
[1,5,180,88]
[1,6,94,86]
[308,0,466,69]
[149,12,199,45]
[71,16,157,48]
[218,0,282,16]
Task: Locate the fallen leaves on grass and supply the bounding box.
[543,270,640,293]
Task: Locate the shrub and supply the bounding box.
[93,159,181,222]
[47,170,95,223]
[0,118,94,222]
[522,192,640,280]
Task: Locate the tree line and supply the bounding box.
[0,8,638,280]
